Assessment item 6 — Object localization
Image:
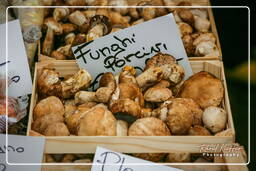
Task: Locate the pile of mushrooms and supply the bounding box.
[32,52,230,162]
[40,0,219,59]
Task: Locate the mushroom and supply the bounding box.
[68,10,89,26]
[83,10,97,18]
[87,15,112,41]
[144,53,185,85]
[131,18,145,26]
[178,22,193,37]
[190,8,208,19]
[60,69,92,99]
[56,44,73,59]
[188,125,211,135]
[65,32,76,45]
[72,33,87,46]
[61,154,76,163]
[116,120,128,136]
[37,69,61,97]
[43,122,70,136]
[182,34,194,56]
[85,0,108,6]
[61,23,78,34]
[129,117,170,162]
[136,66,163,89]
[178,71,224,109]
[144,84,172,103]
[119,66,137,84]
[194,15,210,33]
[51,50,67,60]
[43,17,63,35]
[42,28,54,56]
[53,8,70,22]
[166,153,191,162]
[195,40,219,56]
[77,104,117,136]
[108,0,129,15]
[109,11,130,27]
[144,53,177,70]
[96,72,117,103]
[32,113,64,134]
[137,1,157,21]
[33,96,64,120]
[202,106,227,133]
[177,8,194,26]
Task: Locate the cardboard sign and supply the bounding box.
[0,134,45,171]
[0,20,32,98]
[72,14,192,90]
[91,147,183,171]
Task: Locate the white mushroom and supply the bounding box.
[202,106,227,133]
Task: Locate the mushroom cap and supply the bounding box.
[128,117,171,136]
[37,69,61,97]
[144,87,172,103]
[32,113,64,134]
[202,106,227,133]
[77,104,116,136]
[144,53,177,70]
[33,96,64,120]
[43,122,70,136]
[177,8,194,26]
[89,15,112,35]
[119,66,137,85]
[178,71,224,109]
[182,34,194,56]
[188,125,211,136]
[165,98,194,135]
[99,72,116,90]
[110,98,141,118]
[166,153,191,162]
[178,22,193,37]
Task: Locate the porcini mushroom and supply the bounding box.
[202,106,227,133]
[178,71,224,109]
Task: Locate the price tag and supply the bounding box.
[0,20,32,98]
[72,14,192,90]
[0,134,45,171]
[91,147,183,171]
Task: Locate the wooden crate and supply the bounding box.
[38,0,222,62]
[40,145,248,171]
[27,60,235,155]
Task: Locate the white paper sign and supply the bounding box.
[91,147,183,171]
[0,20,32,98]
[72,14,192,90]
[0,134,45,171]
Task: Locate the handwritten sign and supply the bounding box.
[0,20,32,98]
[91,147,183,171]
[0,134,45,171]
[72,14,192,90]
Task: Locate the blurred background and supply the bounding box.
[211,0,255,169]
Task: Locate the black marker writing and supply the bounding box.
[97,151,133,171]
[0,145,24,154]
[0,61,10,67]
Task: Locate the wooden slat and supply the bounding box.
[43,136,233,154]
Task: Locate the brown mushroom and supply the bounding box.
[144,86,172,103]
[108,0,129,15]
[43,122,70,136]
[33,96,64,120]
[178,71,224,109]
[77,104,117,136]
[51,50,67,60]
[188,125,211,135]
[42,28,54,56]
[116,120,128,136]
[87,15,112,41]
[178,22,193,37]
[37,69,61,97]
[144,53,177,70]
[32,113,64,134]
[166,153,191,162]
[43,17,63,35]
[129,117,170,162]
[61,23,78,34]
[53,8,70,22]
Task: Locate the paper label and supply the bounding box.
[91,147,183,171]
[0,20,32,98]
[72,14,192,90]
[0,134,45,171]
